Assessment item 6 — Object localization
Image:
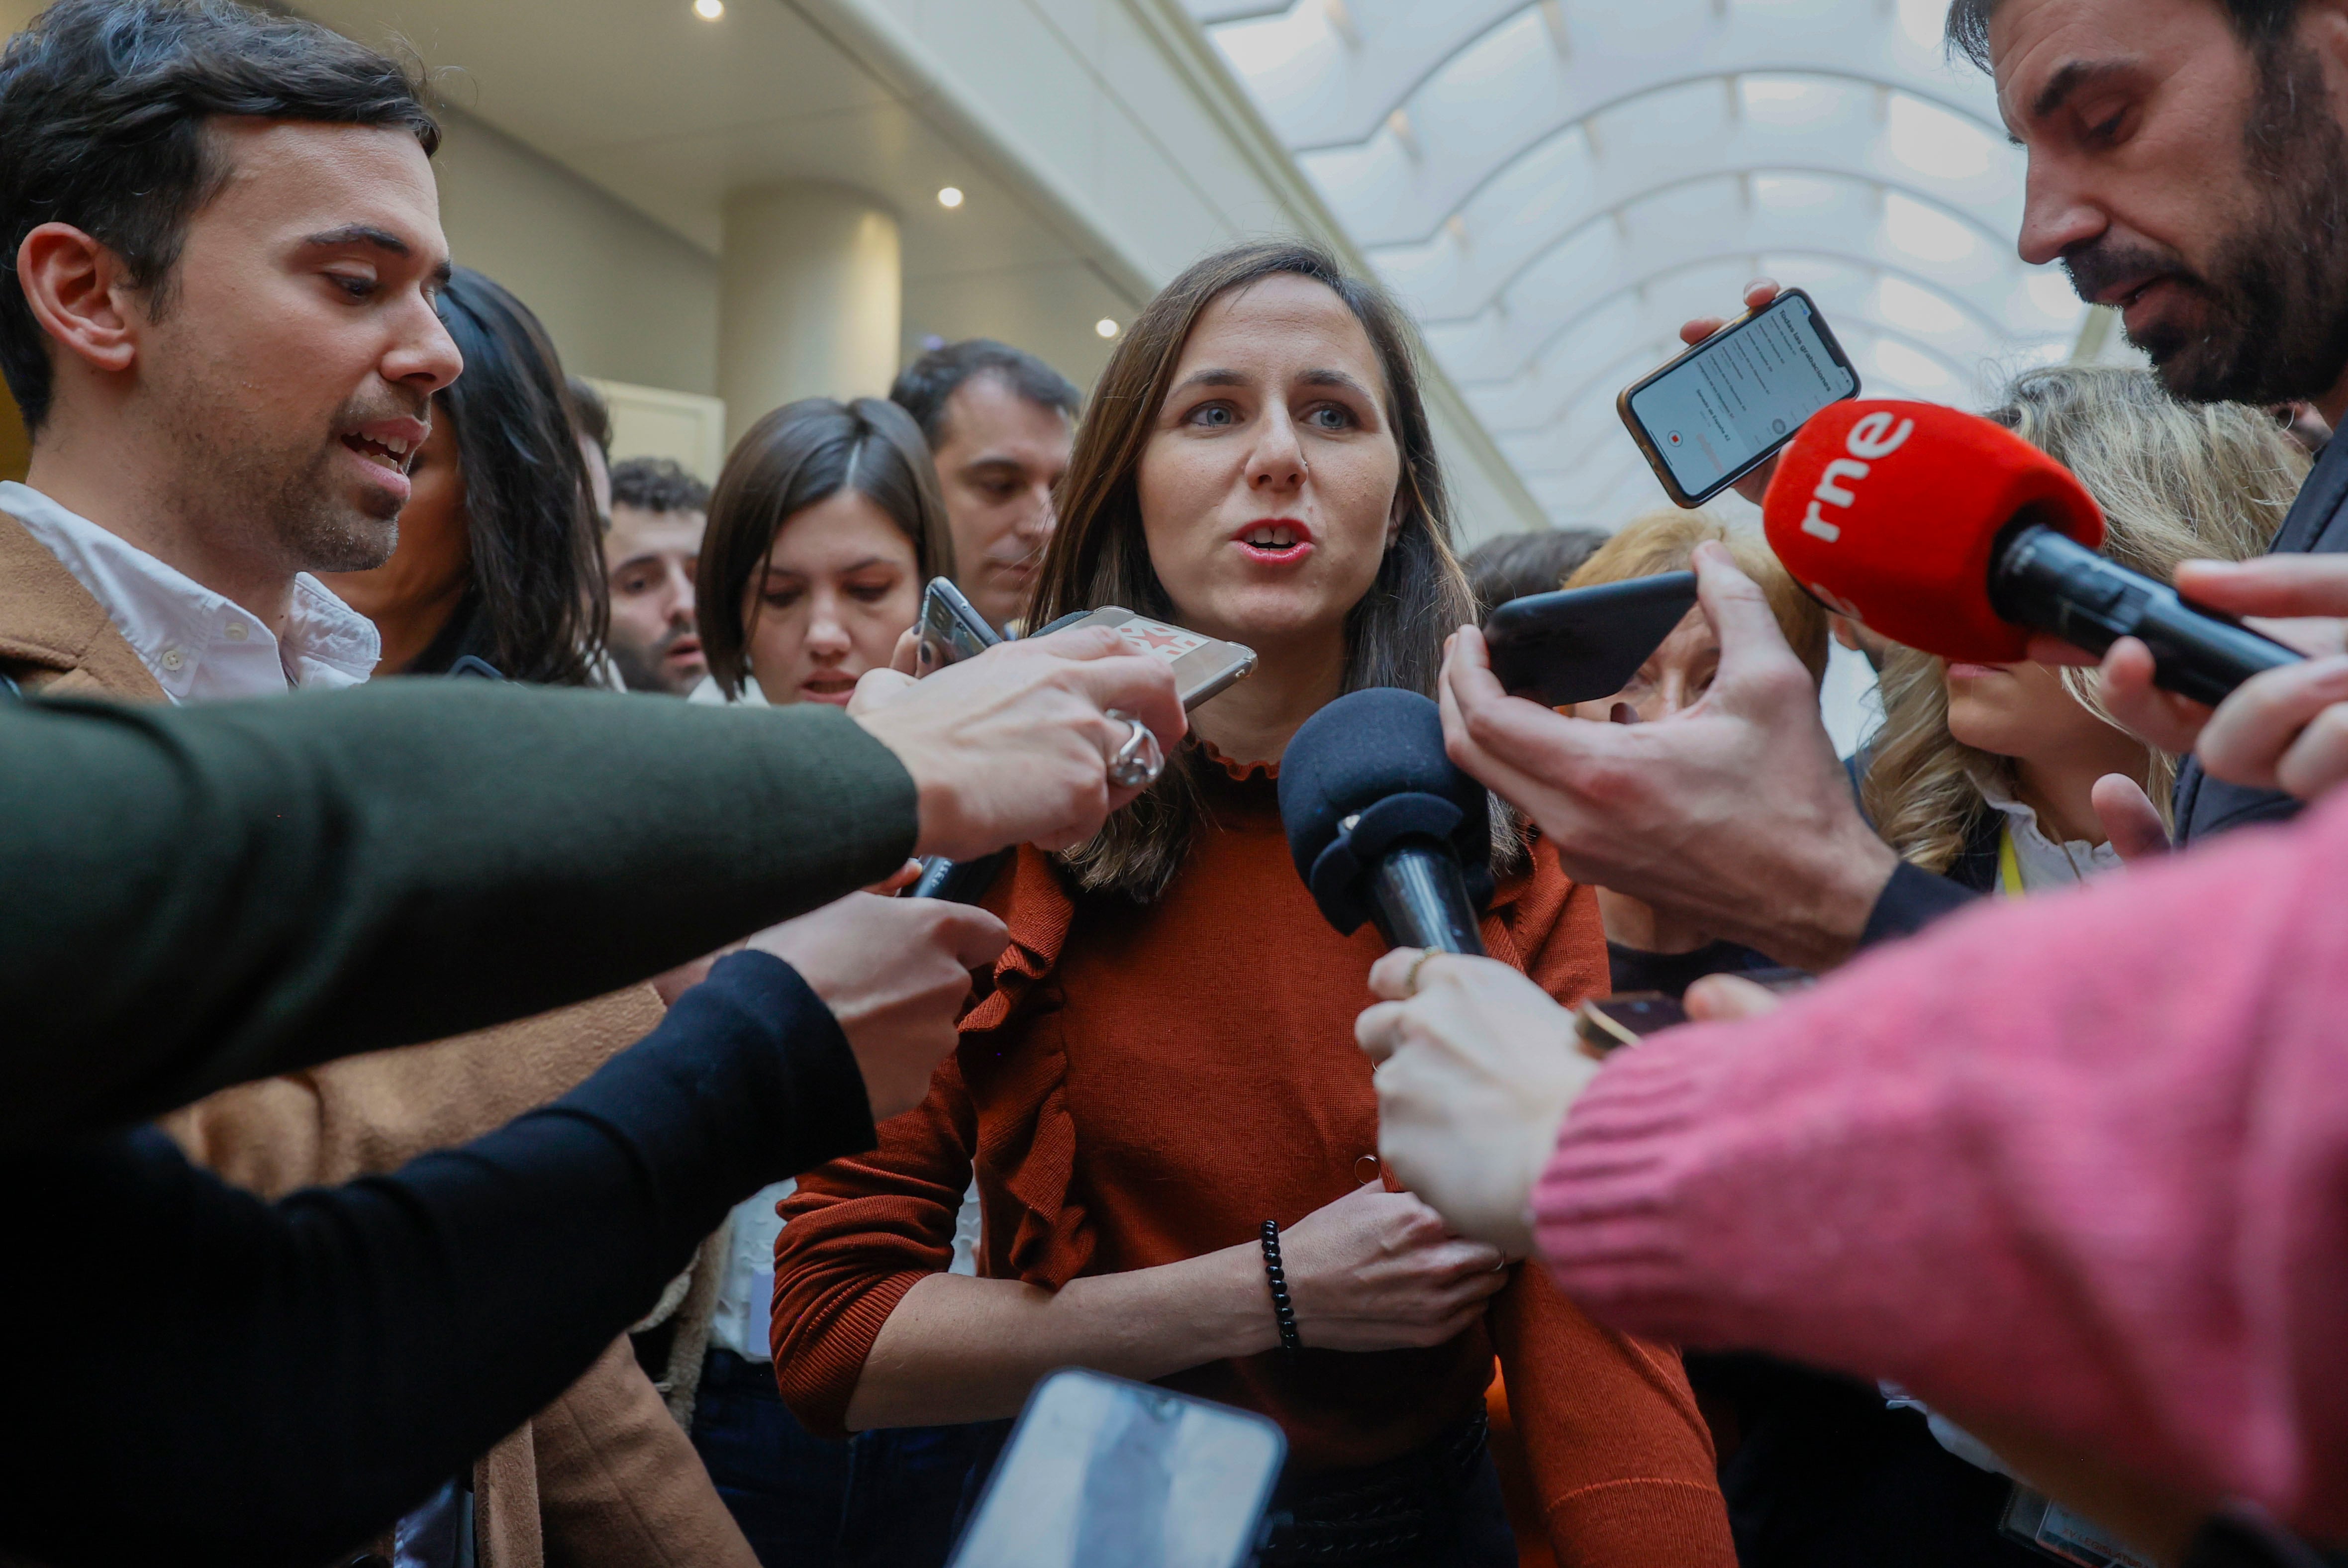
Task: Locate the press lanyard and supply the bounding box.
[1996,824,2026,899]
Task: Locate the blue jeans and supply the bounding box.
[689,1350,853,1566]
[690,1349,1004,1568]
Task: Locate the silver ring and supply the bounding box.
[1105,708,1164,789]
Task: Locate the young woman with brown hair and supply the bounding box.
[694,394,956,707]
[770,241,1732,1567]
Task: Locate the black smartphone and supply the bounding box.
[1575,969,1814,1056]
[1575,992,1689,1056]
[948,1369,1285,1568]
[1483,572,1698,707]
[1617,288,1861,508]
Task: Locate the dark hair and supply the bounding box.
[698,396,957,698]
[610,455,710,517]
[425,267,607,686]
[1946,0,2299,68]
[1029,238,1481,901]
[0,0,439,429]
[1462,527,1609,613]
[889,338,1082,450]
[567,375,610,460]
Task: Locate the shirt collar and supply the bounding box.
[1969,769,2123,890]
[0,481,379,701]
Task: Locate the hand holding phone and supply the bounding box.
[1483,572,1698,708]
[904,583,1257,902]
[1621,283,1859,508]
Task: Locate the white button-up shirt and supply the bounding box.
[1,481,379,700]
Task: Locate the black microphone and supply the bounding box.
[1278,688,1493,955]
[1989,524,2299,708]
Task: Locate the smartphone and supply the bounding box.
[1575,969,1815,1056]
[1052,605,1258,710]
[1618,288,1861,508]
[916,578,1002,676]
[948,1369,1286,1568]
[1483,572,1698,708]
[1575,993,1689,1056]
[904,594,1256,904]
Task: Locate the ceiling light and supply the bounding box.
[937,187,964,209]
[1095,318,1119,339]
[693,0,724,16]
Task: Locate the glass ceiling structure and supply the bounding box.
[1183,0,2088,526]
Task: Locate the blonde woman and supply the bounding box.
[1862,366,2305,893]
[1558,513,1830,998]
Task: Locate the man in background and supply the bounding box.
[570,374,613,523]
[1461,526,1606,612]
[890,338,1080,631]
[605,456,708,695]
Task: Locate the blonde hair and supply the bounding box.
[1863,366,2306,871]
[1565,511,1831,686]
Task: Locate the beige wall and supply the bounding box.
[0,0,721,399]
[433,106,721,397]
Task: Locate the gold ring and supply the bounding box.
[1405,950,1441,996]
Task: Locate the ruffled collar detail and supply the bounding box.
[1197,739,1279,783]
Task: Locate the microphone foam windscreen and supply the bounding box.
[1278,688,1492,936]
[1762,400,2105,663]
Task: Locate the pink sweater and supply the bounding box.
[1535,786,2348,1539]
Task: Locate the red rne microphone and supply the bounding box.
[1762,400,2299,705]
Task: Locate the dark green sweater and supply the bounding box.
[0,680,918,1142]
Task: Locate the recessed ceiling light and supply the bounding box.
[693,0,723,18]
[936,187,965,209]
[1095,318,1119,339]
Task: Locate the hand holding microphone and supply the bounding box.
[2090,555,2348,802]
[1355,950,1599,1258]
[1761,399,2348,804]
[1762,400,2307,703]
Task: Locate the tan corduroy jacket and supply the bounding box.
[0,508,759,1568]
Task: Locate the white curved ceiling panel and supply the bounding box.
[1182,0,2087,528]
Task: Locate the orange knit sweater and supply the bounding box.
[771,757,1733,1564]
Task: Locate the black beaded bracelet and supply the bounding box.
[1260,1220,1302,1355]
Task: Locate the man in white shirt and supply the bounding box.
[0,6,458,699]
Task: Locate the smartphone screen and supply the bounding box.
[1621,291,1859,504]
[949,1370,1285,1568]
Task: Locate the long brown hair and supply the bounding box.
[1028,238,1478,901]
[697,396,957,699]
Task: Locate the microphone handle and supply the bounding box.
[1991,524,2302,708]
[911,850,1009,903]
[1370,840,1486,957]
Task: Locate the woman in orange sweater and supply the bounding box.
[771,239,1732,1566]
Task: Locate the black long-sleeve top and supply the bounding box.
[0,950,874,1568]
[0,682,916,1142]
